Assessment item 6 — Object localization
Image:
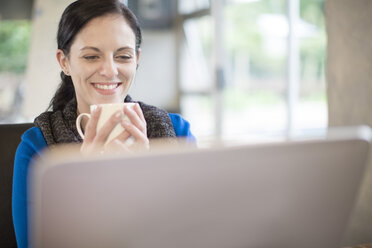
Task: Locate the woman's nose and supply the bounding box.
[99,59,118,78]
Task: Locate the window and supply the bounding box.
[177,0,327,140]
[0,20,31,122]
[178,0,210,14]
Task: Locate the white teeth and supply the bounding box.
[94,83,118,90]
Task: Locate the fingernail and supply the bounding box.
[93,106,101,113]
[115,111,122,119]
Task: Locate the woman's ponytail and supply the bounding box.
[48,71,75,111]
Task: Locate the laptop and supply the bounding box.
[29,126,371,248]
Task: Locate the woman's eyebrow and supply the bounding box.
[116,47,135,52]
[80,46,101,52]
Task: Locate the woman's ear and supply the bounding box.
[136,48,141,69]
[56,49,70,76]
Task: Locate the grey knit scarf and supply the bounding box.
[34,95,176,146]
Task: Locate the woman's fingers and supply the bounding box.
[83,106,101,143]
[94,110,123,144]
[122,120,149,148]
[111,129,131,143]
[133,103,146,124]
[81,103,149,154]
[81,109,123,154]
[122,104,149,150]
[124,104,147,134]
[105,139,132,154]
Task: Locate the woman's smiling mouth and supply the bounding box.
[92,82,122,95]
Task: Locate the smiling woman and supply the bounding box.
[12,0,195,247]
[56,14,139,114]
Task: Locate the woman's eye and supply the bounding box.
[83,55,99,60]
[116,55,132,60]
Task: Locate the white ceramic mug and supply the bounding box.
[76,103,135,145]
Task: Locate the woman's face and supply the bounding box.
[57,14,140,114]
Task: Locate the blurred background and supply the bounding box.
[0,0,327,141]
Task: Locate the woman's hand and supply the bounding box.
[80,103,149,155]
[80,106,122,154]
[105,103,149,152]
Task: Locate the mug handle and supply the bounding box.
[76,113,91,139]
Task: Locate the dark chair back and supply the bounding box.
[0,123,34,248]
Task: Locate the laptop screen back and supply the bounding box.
[29,126,371,248]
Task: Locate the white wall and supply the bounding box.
[23,0,74,119]
[326,0,372,246]
[23,0,178,120]
[126,29,178,111]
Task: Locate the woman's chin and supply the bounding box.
[91,97,125,105]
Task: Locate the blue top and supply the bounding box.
[12,113,195,248]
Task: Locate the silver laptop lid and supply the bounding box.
[29,126,371,248]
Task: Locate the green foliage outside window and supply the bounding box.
[225,0,325,81]
[0,20,31,74]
